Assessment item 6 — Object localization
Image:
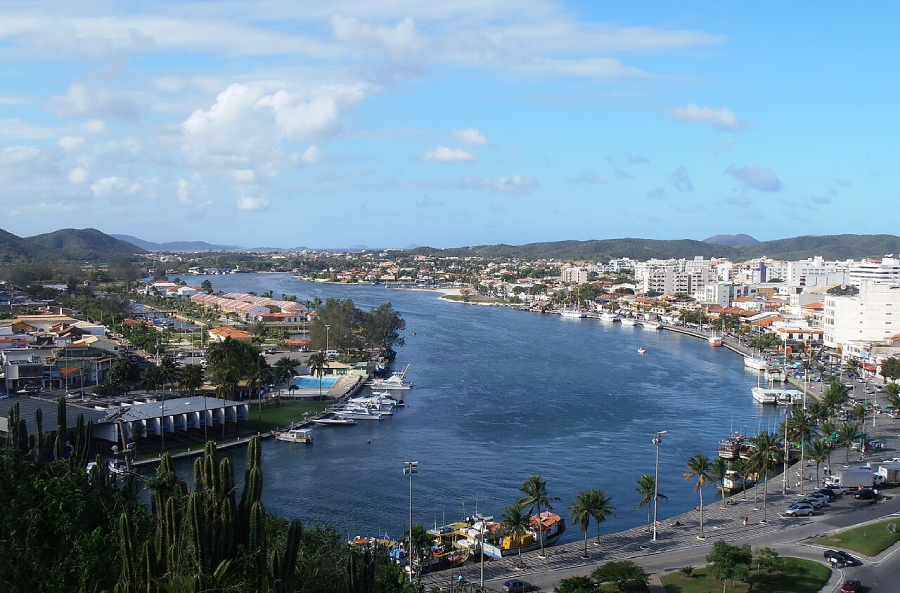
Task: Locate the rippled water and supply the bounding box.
[176,273,784,542]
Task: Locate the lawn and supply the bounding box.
[660,558,829,593]
[241,400,332,433]
[811,519,900,557]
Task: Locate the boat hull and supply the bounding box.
[482,529,565,559]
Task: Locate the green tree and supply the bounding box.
[635,474,666,535]
[706,540,752,593]
[805,438,831,486]
[500,504,530,562]
[200,279,214,294]
[180,363,206,440]
[682,454,714,538]
[555,575,598,593]
[517,475,560,557]
[569,490,595,559]
[591,560,649,592]
[787,409,815,493]
[307,352,327,399]
[749,431,783,522]
[838,421,860,465]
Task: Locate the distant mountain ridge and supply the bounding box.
[704,234,760,247]
[112,234,244,253]
[0,228,145,263]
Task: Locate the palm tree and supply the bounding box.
[179,363,206,440]
[500,504,530,562]
[212,367,238,438]
[749,431,783,523]
[635,474,666,534]
[788,409,815,493]
[569,490,594,559]
[731,458,749,500]
[156,356,181,450]
[517,475,559,557]
[710,457,730,508]
[838,421,860,465]
[588,489,615,546]
[273,357,299,388]
[246,356,272,421]
[682,454,714,538]
[307,352,327,400]
[142,366,163,447]
[806,438,831,486]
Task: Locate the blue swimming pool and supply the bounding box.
[293,376,338,389]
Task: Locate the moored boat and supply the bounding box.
[723,469,757,493]
[637,347,646,355]
[744,357,768,371]
[481,511,566,559]
[717,434,746,459]
[274,428,314,443]
[312,415,357,426]
[600,312,620,323]
[751,387,778,404]
[559,307,585,319]
[708,336,723,347]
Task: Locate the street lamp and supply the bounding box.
[324,324,331,354]
[652,430,667,542]
[403,461,418,583]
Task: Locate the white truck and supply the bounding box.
[877,464,900,485]
[824,469,885,489]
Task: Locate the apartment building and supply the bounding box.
[848,256,900,287]
[824,280,900,349]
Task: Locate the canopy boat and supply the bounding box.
[274,428,314,443]
[751,387,778,404]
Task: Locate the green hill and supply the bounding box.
[0,228,31,263]
[25,228,146,261]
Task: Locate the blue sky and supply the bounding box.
[1,2,897,249]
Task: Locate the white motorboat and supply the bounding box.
[274,428,314,443]
[559,307,585,319]
[751,387,778,404]
[334,407,386,421]
[366,374,413,390]
[648,322,664,330]
[744,357,768,371]
[621,317,640,326]
[638,347,646,355]
[312,415,357,426]
[600,312,620,323]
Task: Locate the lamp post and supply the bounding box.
[324,324,331,354]
[652,430,667,542]
[403,461,418,583]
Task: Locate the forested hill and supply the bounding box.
[409,234,900,262]
[0,227,146,263]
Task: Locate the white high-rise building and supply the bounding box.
[786,256,849,288]
[848,256,900,287]
[823,281,900,349]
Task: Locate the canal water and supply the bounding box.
[180,273,785,543]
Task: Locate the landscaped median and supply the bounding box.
[811,519,900,557]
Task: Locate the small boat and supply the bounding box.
[717,434,746,459]
[600,312,620,323]
[366,375,413,390]
[274,428,314,443]
[637,347,646,355]
[334,408,386,421]
[723,469,757,493]
[312,415,357,426]
[559,307,585,319]
[107,459,135,476]
[482,511,566,559]
[708,336,723,347]
[750,387,778,404]
[648,322,664,330]
[744,357,768,371]
[621,317,640,327]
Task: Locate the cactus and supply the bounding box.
[276,518,302,587]
[119,513,136,585]
[192,457,205,492]
[56,397,67,460]
[141,541,155,593]
[17,418,28,453]
[216,497,235,565]
[188,493,210,575]
[248,501,267,589]
[219,457,235,507]
[7,402,18,449]
[74,418,92,470]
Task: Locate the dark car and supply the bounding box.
[854,488,877,500]
[841,579,861,592]
[815,488,838,499]
[824,549,856,566]
[502,580,538,593]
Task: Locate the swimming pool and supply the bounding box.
[293,376,338,389]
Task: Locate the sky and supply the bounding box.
[1,2,898,250]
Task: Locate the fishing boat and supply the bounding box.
[600,312,620,323]
[717,434,746,460]
[312,415,357,426]
[621,316,640,326]
[648,321,664,330]
[349,535,395,550]
[366,374,414,390]
[744,356,768,371]
[481,511,566,559]
[722,469,757,493]
[708,335,723,347]
[637,347,646,355]
[751,387,778,404]
[559,306,585,319]
[274,428,314,443]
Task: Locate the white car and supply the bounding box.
[784,502,815,517]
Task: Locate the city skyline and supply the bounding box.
[0,2,897,249]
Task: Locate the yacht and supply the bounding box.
[751,387,778,404]
[744,357,768,371]
[274,428,314,443]
[366,374,413,390]
[559,307,585,319]
[600,312,620,323]
[621,317,640,326]
[334,407,387,421]
[312,415,357,426]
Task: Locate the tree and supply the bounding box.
[805,438,831,486]
[591,560,649,592]
[500,504,530,561]
[635,474,666,534]
[706,540,751,593]
[787,409,815,493]
[517,475,559,557]
[307,352,327,400]
[555,575,598,593]
[710,457,730,508]
[682,454,713,538]
[588,489,615,546]
[201,279,214,294]
[749,431,783,522]
[273,357,300,388]
[180,363,206,440]
[838,421,860,465]
[569,490,594,559]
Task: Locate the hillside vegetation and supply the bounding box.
[0,227,145,263]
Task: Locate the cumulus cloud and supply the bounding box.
[91,176,156,199]
[232,169,256,184]
[453,127,488,146]
[421,146,475,162]
[671,104,745,131]
[302,145,323,164]
[606,156,634,180]
[725,164,782,192]
[646,187,667,199]
[671,165,693,192]
[57,136,85,151]
[624,152,650,165]
[69,167,89,184]
[237,195,269,210]
[84,120,106,134]
[47,83,139,120]
[459,174,539,196]
[177,178,210,207]
[568,171,607,184]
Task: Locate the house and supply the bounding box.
[208,327,253,342]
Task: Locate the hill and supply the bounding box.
[704,234,759,247]
[0,228,31,262]
[737,234,900,261]
[112,234,243,252]
[12,228,146,262]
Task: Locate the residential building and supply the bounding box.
[848,256,900,287]
[824,280,900,349]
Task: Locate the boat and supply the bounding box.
[708,335,723,347]
[274,428,314,443]
[621,317,640,327]
[559,307,585,319]
[349,535,395,550]
[366,374,414,390]
[744,357,768,371]
[722,469,757,493]
[648,321,664,330]
[637,347,646,355]
[481,511,566,559]
[312,415,357,426]
[107,459,135,476]
[751,387,778,404]
[765,367,787,383]
[717,434,746,459]
[334,407,386,421]
[600,312,620,323]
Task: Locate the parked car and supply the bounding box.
[799,496,825,509]
[784,503,815,517]
[824,549,857,566]
[854,488,877,500]
[817,486,849,497]
[804,491,830,502]
[841,579,861,592]
[502,580,538,593]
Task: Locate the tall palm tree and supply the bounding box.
[212,367,237,438]
[588,489,615,546]
[500,504,530,562]
[246,356,272,421]
[307,352,327,400]
[788,409,815,493]
[156,355,181,450]
[568,490,594,559]
[517,475,559,557]
[749,431,783,523]
[635,474,666,534]
[142,365,163,446]
[682,454,713,538]
[838,421,860,465]
[806,438,831,486]
[179,363,206,440]
[273,357,299,388]
[710,457,730,508]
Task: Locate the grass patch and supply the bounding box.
[660,558,829,593]
[241,400,332,433]
[811,519,900,557]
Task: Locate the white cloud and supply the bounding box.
[725,165,782,192]
[421,146,475,162]
[57,136,85,151]
[237,195,269,210]
[0,119,59,140]
[176,178,210,207]
[671,104,745,131]
[47,83,139,120]
[453,127,488,146]
[671,165,693,192]
[302,145,323,164]
[90,176,156,199]
[84,119,106,134]
[69,167,88,184]
[331,14,427,65]
[459,174,539,196]
[232,169,256,184]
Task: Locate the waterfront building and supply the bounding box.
[848,256,900,287]
[824,280,900,349]
[634,257,712,296]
